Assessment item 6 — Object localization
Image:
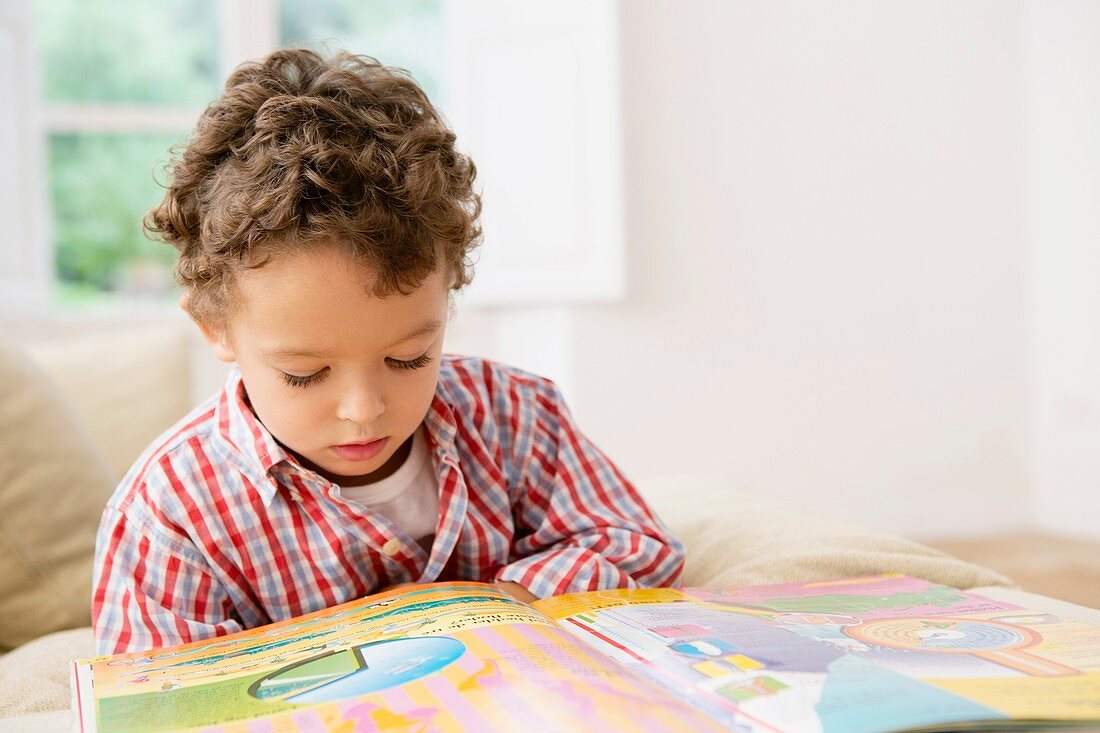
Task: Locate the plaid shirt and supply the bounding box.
[92,355,685,655]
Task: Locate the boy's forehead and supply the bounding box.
[227,249,449,346]
[232,247,448,302]
[258,319,444,359]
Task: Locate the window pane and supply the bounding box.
[279,0,443,102]
[49,134,182,304]
[33,0,220,105]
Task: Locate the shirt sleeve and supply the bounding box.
[494,376,686,598]
[91,504,242,656]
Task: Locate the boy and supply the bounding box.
[91,48,685,655]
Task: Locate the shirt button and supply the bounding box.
[382,538,402,557]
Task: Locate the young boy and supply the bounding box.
[91,48,685,655]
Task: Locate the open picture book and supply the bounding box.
[72,573,1100,732]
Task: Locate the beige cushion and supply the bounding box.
[0,710,69,733]
[0,627,93,720]
[637,473,1014,590]
[0,343,116,651]
[23,325,193,480]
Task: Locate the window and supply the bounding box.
[31,0,442,310]
[33,0,222,308]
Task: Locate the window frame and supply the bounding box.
[1,0,50,316]
[14,0,279,318]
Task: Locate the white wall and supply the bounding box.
[433,1,1100,543]
[1025,1,1100,540]
[563,1,1036,540]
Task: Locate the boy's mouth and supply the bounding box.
[331,438,388,462]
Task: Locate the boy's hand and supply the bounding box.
[376,581,537,603]
[493,581,537,604]
[377,582,419,594]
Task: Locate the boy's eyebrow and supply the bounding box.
[385,320,443,348]
[261,320,443,359]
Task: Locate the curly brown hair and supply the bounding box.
[145,48,481,327]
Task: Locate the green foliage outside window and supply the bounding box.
[34,0,220,105]
[279,0,443,102]
[34,0,217,304]
[48,134,183,297]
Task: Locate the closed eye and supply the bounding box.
[280,355,430,388]
[387,354,433,370]
[282,368,328,388]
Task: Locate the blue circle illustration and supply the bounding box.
[249,636,466,703]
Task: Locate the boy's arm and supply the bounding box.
[494,377,686,599]
[92,506,242,655]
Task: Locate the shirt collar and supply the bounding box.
[422,386,459,466]
[215,366,292,473]
[214,365,462,505]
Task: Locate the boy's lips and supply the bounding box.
[331,438,388,462]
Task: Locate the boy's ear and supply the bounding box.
[181,293,237,364]
[199,322,237,364]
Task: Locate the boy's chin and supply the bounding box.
[307,457,381,485]
[296,443,412,487]
[283,448,376,485]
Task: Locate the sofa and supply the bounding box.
[3,321,1079,732]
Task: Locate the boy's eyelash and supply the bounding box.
[282,370,327,388]
[387,354,433,370]
[280,355,433,388]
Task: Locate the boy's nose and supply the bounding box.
[335,382,385,424]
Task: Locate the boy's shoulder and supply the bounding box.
[435,355,568,444]
[107,391,227,514]
[435,356,566,477]
[437,354,557,406]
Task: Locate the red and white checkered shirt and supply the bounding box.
[92,355,685,655]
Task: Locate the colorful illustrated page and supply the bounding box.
[533,575,1100,733]
[74,582,727,733]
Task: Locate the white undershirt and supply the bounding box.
[338,427,439,545]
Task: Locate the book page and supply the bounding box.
[533,575,1100,733]
[73,582,726,733]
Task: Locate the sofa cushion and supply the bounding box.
[636,473,1014,590]
[23,325,194,480]
[0,343,116,651]
[0,627,93,720]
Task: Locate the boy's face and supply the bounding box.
[200,246,449,485]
